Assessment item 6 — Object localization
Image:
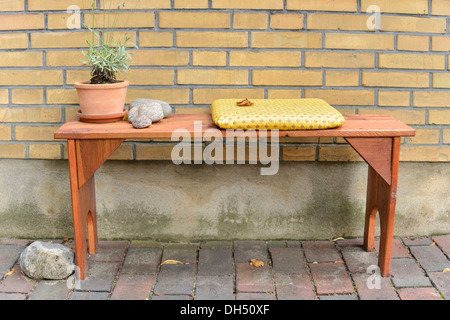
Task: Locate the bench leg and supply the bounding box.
[363,166,378,252]
[377,176,397,277]
[361,137,400,277]
[69,174,97,280]
[67,139,123,280]
[68,140,91,280]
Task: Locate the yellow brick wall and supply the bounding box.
[0,0,449,161]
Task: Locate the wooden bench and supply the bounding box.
[54,113,415,280]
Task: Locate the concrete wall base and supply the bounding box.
[0,160,448,241]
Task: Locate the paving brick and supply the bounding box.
[341,247,379,273]
[198,249,233,276]
[151,294,191,300]
[130,240,162,248]
[402,236,434,246]
[397,288,442,300]
[195,275,234,300]
[0,265,37,294]
[375,238,411,258]
[336,238,363,248]
[303,241,341,263]
[432,235,450,257]
[0,245,24,274]
[274,274,315,300]
[338,238,410,258]
[0,292,26,300]
[110,274,155,300]
[28,280,71,300]
[352,273,399,300]
[428,272,450,300]
[235,292,276,300]
[410,246,449,272]
[270,247,307,275]
[120,247,161,275]
[153,264,195,295]
[235,263,273,293]
[318,294,357,300]
[69,291,109,300]
[286,241,301,248]
[0,239,31,246]
[200,241,233,249]
[88,241,128,263]
[234,241,268,264]
[76,261,121,292]
[267,241,287,248]
[390,258,431,288]
[162,244,198,264]
[309,262,354,295]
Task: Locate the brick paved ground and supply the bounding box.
[0,235,448,300]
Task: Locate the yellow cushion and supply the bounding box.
[211,98,345,130]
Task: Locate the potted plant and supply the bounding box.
[75,1,136,123]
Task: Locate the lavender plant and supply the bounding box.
[82,1,136,84]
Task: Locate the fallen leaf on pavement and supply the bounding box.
[160,259,185,266]
[4,269,14,276]
[443,268,450,272]
[249,259,264,268]
[333,237,345,241]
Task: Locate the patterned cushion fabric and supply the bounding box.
[211,98,345,130]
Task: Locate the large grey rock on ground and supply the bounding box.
[20,241,75,280]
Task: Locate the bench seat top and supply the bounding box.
[54,113,415,140]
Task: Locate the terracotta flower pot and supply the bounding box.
[74,80,129,123]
